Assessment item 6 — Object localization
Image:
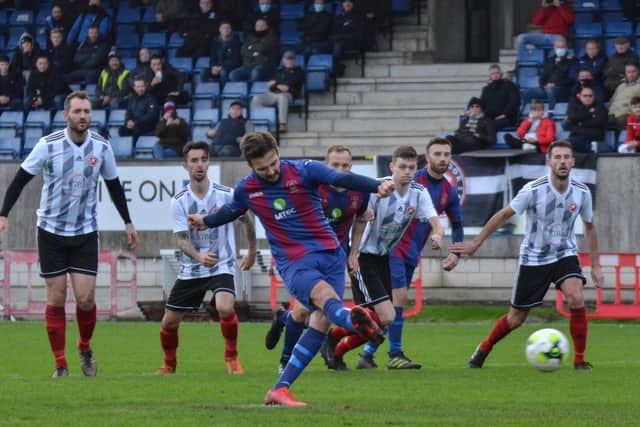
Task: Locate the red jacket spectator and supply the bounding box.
[516,117,556,153]
[625,113,640,144]
[532,4,575,39]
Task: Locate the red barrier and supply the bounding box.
[556,253,640,319]
[269,257,423,318]
[1,250,137,320]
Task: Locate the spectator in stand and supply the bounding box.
[299,0,334,58]
[245,0,280,33]
[355,0,391,51]
[603,37,639,97]
[155,0,195,33]
[0,55,24,111]
[119,77,159,139]
[66,0,111,46]
[571,39,607,84]
[45,3,75,40]
[149,55,188,105]
[445,97,496,154]
[229,18,279,82]
[621,0,640,22]
[25,54,70,111]
[504,100,556,153]
[206,100,254,157]
[332,0,365,74]
[94,51,130,109]
[570,69,606,106]
[251,51,304,133]
[516,0,574,52]
[526,36,575,111]
[47,28,73,75]
[216,0,249,29]
[153,101,190,159]
[204,21,242,84]
[65,25,109,84]
[480,64,521,131]
[621,96,640,153]
[565,85,608,153]
[608,63,640,130]
[177,0,219,58]
[129,47,154,88]
[10,33,40,83]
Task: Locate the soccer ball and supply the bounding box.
[525,328,570,372]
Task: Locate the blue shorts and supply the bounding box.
[279,248,346,311]
[389,255,416,290]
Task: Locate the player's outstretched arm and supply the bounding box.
[450,206,515,258]
[237,213,257,270]
[104,178,137,249]
[189,205,241,230]
[583,220,604,288]
[0,168,37,236]
[175,231,217,267]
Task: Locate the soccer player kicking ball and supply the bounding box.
[345,145,444,369]
[263,144,372,372]
[324,138,463,370]
[0,91,137,378]
[188,132,392,406]
[451,140,604,370]
[157,141,257,376]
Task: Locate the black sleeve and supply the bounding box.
[104,177,132,224]
[0,167,36,217]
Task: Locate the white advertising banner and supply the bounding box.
[97,165,221,230]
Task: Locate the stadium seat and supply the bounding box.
[604,21,633,37]
[116,6,142,24]
[168,33,184,49]
[250,81,270,97]
[618,130,627,144]
[193,81,220,109]
[171,57,193,76]
[115,32,140,57]
[0,111,24,132]
[134,136,156,159]
[491,132,510,149]
[176,108,191,125]
[25,110,51,131]
[602,0,622,11]
[36,9,48,25]
[194,56,210,73]
[9,10,33,26]
[306,55,334,92]
[222,81,249,101]
[573,0,601,12]
[92,110,107,129]
[141,6,156,24]
[110,136,134,159]
[141,32,167,50]
[0,35,5,51]
[574,12,596,24]
[553,102,568,120]
[574,23,603,39]
[21,137,38,158]
[85,84,96,97]
[107,109,126,136]
[280,3,304,20]
[280,20,302,49]
[193,108,219,126]
[0,128,17,138]
[392,0,412,15]
[516,66,540,90]
[250,106,277,132]
[122,57,137,71]
[192,125,210,142]
[23,126,44,141]
[0,137,21,160]
[0,10,9,26]
[516,48,545,66]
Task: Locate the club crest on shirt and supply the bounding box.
[405,207,415,217]
[285,179,299,193]
[444,159,466,206]
[567,201,577,213]
[86,155,97,167]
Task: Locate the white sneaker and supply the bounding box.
[522,143,537,151]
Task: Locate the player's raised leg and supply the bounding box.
[469,307,528,368]
[560,277,591,370]
[71,273,98,376]
[45,275,69,378]
[214,289,244,375]
[264,305,288,350]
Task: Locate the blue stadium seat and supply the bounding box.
[516,66,540,90]
[306,55,334,92]
[9,10,33,26]
[0,111,24,131]
[192,125,210,142]
[92,110,107,129]
[194,56,210,72]
[168,33,184,48]
[116,7,142,24]
[574,12,596,24]
[250,106,277,132]
[0,35,5,51]
[177,108,191,125]
[280,3,304,20]
[491,132,510,149]
[250,81,270,97]
[193,81,220,109]
[516,48,545,66]
[23,127,44,142]
[110,136,134,159]
[141,32,166,50]
[602,0,622,11]
[134,136,156,159]
[280,20,302,49]
[171,57,193,75]
[552,102,568,119]
[0,137,21,160]
[603,11,625,21]
[193,108,219,126]
[392,0,412,15]
[108,109,127,126]
[36,9,48,25]
[122,57,137,71]
[574,22,603,39]
[22,137,38,159]
[25,110,51,131]
[141,6,156,24]
[116,32,140,56]
[0,128,17,138]
[574,0,600,12]
[222,81,249,100]
[604,21,633,37]
[85,84,96,97]
[0,10,9,26]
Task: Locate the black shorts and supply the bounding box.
[350,253,392,307]
[37,228,99,278]
[165,274,235,312]
[511,256,586,309]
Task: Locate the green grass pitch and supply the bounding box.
[1,312,639,426]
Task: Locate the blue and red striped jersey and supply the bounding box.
[391,168,463,267]
[318,184,370,253]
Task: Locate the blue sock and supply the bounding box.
[275,327,325,389]
[362,341,380,357]
[388,307,404,356]
[323,298,355,333]
[280,313,305,364]
[277,310,290,328]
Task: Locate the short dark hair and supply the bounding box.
[240,132,279,164]
[392,145,418,162]
[326,144,352,159]
[631,96,640,106]
[547,140,573,158]
[426,138,452,153]
[64,91,91,112]
[585,38,600,47]
[625,62,639,70]
[183,140,210,159]
[530,100,545,111]
[150,54,163,62]
[133,75,147,84]
[88,24,100,32]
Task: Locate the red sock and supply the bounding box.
[220,312,238,359]
[369,309,383,327]
[76,305,97,352]
[45,304,67,369]
[335,334,368,357]
[479,314,512,354]
[570,307,587,365]
[160,327,178,369]
[330,326,353,341]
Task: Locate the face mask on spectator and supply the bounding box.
[554,48,567,57]
[314,4,325,12]
[259,5,271,12]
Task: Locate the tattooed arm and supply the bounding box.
[175,230,218,267]
[237,213,257,270]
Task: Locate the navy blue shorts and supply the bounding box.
[389,255,416,290]
[278,248,346,311]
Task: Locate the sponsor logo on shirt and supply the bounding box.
[65,173,87,199]
[273,198,296,220]
[249,191,264,199]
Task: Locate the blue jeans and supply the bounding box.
[516,33,562,52]
[228,65,272,82]
[152,143,181,160]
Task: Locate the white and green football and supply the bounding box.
[525,328,570,372]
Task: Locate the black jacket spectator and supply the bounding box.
[540,53,576,89]
[129,48,154,88]
[571,51,607,83]
[480,78,521,127]
[149,57,188,105]
[604,42,639,96]
[333,8,365,47]
[0,64,23,110]
[210,115,253,156]
[66,1,111,46]
[446,97,496,154]
[26,61,70,110]
[570,78,606,106]
[272,65,305,99]
[47,30,74,74]
[566,99,608,142]
[216,0,248,29]
[209,33,242,74]
[155,115,190,155]
[239,28,279,70]
[121,90,159,137]
[245,2,280,32]
[66,30,109,84]
[10,33,40,78]
[45,4,75,41]
[299,8,333,44]
[178,2,220,57]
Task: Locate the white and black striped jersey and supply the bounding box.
[21,129,118,236]
[172,181,237,280]
[359,179,437,256]
[510,175,593,266]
